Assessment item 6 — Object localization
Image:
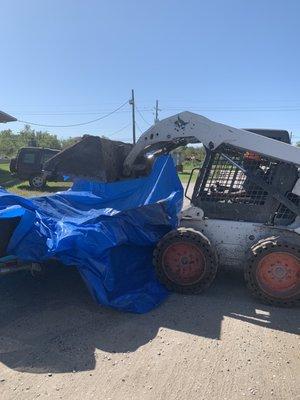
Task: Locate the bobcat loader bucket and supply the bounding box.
[44,135,134,182]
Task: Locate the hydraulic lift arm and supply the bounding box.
[123,112,300,175]
[43,111,300,182]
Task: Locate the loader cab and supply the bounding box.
[189,129,299,226]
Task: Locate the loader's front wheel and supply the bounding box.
[245,237,300,307]
[153,228,218,294]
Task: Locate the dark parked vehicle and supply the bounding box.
[10,147,61,189]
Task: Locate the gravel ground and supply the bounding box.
[0,265,299,400]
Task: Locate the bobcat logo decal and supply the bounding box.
[174,115,189,131]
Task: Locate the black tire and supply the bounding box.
[29,174,46,189]
[245,236,300,307]
[153,228,218,294]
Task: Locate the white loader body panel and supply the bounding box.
[180,205,300,268]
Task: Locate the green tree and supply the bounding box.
[18,125,36,147]
[36,131,61,149]
[0,125,63,157]
[0,129,19,157]
[174,145,206,163]
[61,136,81,149]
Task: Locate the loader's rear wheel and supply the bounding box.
[153,228,218,294]
[245,237,300,307]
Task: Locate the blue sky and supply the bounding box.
[1,0,300,142]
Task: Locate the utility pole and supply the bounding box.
[154,99,160,124]
[129,89,136,144]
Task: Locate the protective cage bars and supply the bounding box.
[193,145,299,225]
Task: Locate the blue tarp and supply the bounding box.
[0,156,183,313]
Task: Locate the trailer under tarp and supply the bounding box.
[0,156,183,313]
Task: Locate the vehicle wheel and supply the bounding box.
[29,174,46,189]
[245,237,300,306]
[153,228,218,294]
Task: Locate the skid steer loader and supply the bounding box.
[42,112,300,306]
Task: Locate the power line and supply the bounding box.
[16,110,133,116]
[136,106,151,126]
[135,121,143,134]
[17,100,129,128]
[14,104,300,116]
[109,122,131,137]
[161,106,300,112]
[16,108,154,116]
[7,100,300,108]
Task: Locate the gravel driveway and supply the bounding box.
[0,264,299,400]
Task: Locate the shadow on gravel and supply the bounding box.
[0,265,299,374]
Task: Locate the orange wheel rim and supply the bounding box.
[162,242,206,285]
[256,251,300,298]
